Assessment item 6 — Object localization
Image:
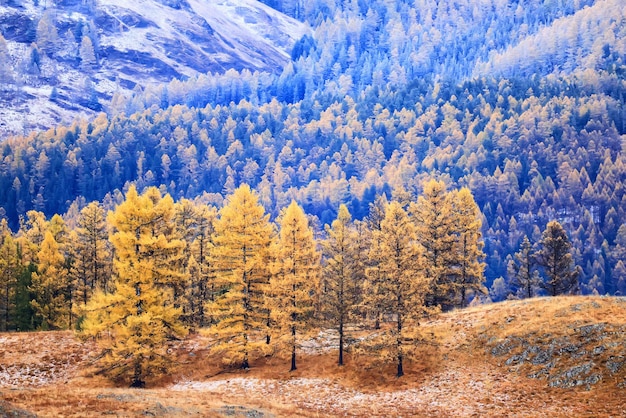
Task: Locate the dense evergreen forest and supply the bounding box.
[0,0,625,312]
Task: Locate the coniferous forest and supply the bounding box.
[0,0,625,387]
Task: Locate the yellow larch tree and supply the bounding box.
[206,184,273,369]
[410,179,457,309]
[271,200,320,371]
[78,201,112,294]
[0,230,20,331]
[69,202,112,325]
[174,198,217,328]
[17,210,48,265]
[80,185,187,387]
[30,230,68,330]
[362,201,433,377]
[450,188,487,306]
[321,204,363,366]
[365,194,388,329]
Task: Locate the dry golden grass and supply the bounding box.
[1,296,625,417]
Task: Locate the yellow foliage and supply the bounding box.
[80,185,187,387]
[30,231,68,330]
[270,200,320,370]
[362,201,435,377]
[205,184,273,369]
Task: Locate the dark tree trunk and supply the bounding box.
[290,325,297,371]
[266,306,271,344]
[397,296,403,378]
[338,319,344,366]
[460,286,467,307]
[131,361,145,388]
[130,379,145,388]
[291,350,297,372]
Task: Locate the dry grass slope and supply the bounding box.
[0,296,625,417]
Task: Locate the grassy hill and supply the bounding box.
[1,296,625,417]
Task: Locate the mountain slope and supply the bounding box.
[1,297,625,416]
[0,0,308,138]
[473,0,626,78]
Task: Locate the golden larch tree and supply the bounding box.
[69,202,112,327]
[451,188,487,306]
[410,179,457,309]
[174,199,217,328]
[271,200,320,371]
[365,194,388,329]
[321,204,363,366]
[30,231,68,330]
[81,185,187,387]
[17,210,48,265]
[206,184,273,369]
[362,201,433,377]
[0,231,20,331]
[78,201,111,295]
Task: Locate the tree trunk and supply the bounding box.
[290,325,297,371]
[338,319,344,366]
[397,353,404,377]
[397,302,403,378]
[131,361,145,388]
[291,350,297,372]
[242,332,250,369]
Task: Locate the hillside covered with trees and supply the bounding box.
[0,0,625,335]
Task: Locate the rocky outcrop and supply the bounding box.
[485,300,626,389]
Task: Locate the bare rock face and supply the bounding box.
[0,0,309,138]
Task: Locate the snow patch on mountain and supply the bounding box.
[0,0,309,139]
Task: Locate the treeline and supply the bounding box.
[1,180,486,331]
[0,181,582,385]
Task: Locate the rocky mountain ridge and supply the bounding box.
[0,0,308,138]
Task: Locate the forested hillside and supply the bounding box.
[0,0,307,136]
[0,0,625,303]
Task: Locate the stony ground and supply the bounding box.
[1,296,625,417]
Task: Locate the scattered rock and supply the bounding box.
[527,361,556,379]
[490,337,523,356]
[96,393,135,402]
[570,304,583,312]
[548,363,600,389]
[592,346,606,355]
[487,318,626,390]
[215,405,272,417]
[606,356,625,374]
[530,348,552,365]
[577,324,605,338]
[142,402,188,417]
[0,400,37,418]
